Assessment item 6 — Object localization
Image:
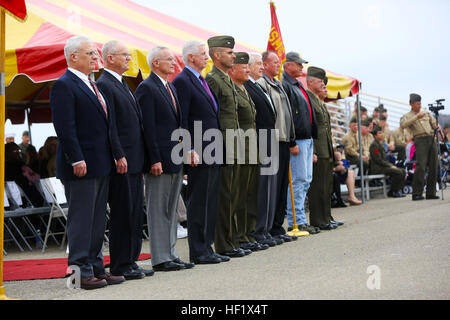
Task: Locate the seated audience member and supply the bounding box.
[332,151,362,207]
[369,126,406,198]
[5,142,44,207]
[25,144,40,174]
[38,136,58,178]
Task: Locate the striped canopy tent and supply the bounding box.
[5,0,359,124]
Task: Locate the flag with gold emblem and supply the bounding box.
[266,1,285,79]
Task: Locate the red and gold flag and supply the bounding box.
[266,1,285,78]
[0,0,27,21]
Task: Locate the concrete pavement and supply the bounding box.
[3,189,450,300]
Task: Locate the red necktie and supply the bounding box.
[89,79,108,117]
[166,82,178,113]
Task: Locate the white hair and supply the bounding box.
[147,46,169,67]
[248,52,262,66]
[64,35,93,65]
[101,40,120,62]
[182,40,205,65]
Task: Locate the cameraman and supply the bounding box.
[400,93,439,200]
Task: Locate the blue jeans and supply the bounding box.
[285,138,313,227]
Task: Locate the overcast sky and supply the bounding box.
[6,0,450,149]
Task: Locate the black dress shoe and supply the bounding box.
[388,190,404,198]
[153,261,183,272]
[212,253,230,262]
[272,237,284,245]
[317,223,337,230]
[240,242,257,251]
[258,238,277,247]
[220,248,246,258]
[279,234,298,242]
[173,258,195,269]
[242,248,252,255]
[331,220,344,226]
[253,242,269,250]
[133,267,154,277]
[426,195,439,200]
[412,195,424,201]
[122,269,145,280]
[192,255,221,264]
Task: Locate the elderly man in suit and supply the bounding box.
[135,46,195,272]
[244,52,278,247]
[172,40,229,264]
[96,40,153,280]
[50,35,126,290]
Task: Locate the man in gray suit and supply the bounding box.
[135,46,196,272]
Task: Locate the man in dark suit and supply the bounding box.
[172,40,229,264]
[244,53,278,247]
[135,46,195,272]
[50,36,126,290]
[96,40,154,280]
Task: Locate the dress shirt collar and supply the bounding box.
[248,76,256,84]
[153,72,168,86]
[185,65,202,80]
[104,68,122,83]
[68,67,91,83]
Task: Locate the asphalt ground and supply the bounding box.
[3,189,450,301]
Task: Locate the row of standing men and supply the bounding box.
[50,34,341,290]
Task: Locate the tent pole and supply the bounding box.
[356,88,365,203]
[1,8,8,300]
[26,108,32,145]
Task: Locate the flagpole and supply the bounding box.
[1,8,8,299]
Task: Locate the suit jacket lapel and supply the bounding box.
[69,71,108,122]
[186,69,217,114]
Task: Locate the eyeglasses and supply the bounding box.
[110,53,132,58]
[158,57,176,63]
[75,50,99,57]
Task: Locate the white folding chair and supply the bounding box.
[40,178,68,252]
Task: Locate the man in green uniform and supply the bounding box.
[369,126,406,197]
[205,36,250,258]
[306,67,336,230]
[400,93,439,200]
[228,52,264,251]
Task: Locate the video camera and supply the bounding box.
[428,99,445,113]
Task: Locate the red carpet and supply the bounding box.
[4,253,151,281]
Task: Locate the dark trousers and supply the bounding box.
[108,173,144,275]
[215,164,240,253]
[185,166,220,259]
[235,164,258,244]
[252,164,277,241]
[394,145,406,161]
[270,142,290,236]
[308,158,333,227]
[373,166,405,192]
[63,177,109,279]
[413,136,438,196]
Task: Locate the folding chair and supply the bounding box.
[4,181,43,252]
[40,178,68,253]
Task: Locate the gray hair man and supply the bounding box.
[96,40,153,280]
[257,50,298,243]
[51,35,125,289]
